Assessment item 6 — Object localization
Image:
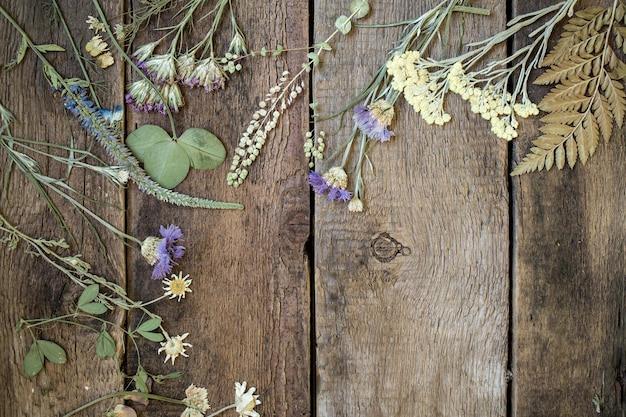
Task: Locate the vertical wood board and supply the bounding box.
[313,1,509,416]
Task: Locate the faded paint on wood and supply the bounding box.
[510,0,626,416]
[0,0,126,415]
[313,1,510,416]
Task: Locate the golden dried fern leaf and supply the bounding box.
[512,3,626,176]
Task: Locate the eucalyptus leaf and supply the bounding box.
[178,128,226,169]
[350,0,370,19]
[37,340,67,364]
[79,302,108,315]
[77,284,99,306]
[24,342,44,377]
[335,15,352,35]
[126,125,190,189]
[96,330,116,358]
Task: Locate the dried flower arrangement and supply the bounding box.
[1,0,624,415]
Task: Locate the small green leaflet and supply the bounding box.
[135,317,164,342]
[23,340,67,377]
[126,125,226,189]
[77,284,107,315]
[96,326,117,358]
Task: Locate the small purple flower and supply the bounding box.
[353,100,395,142]
[141,224,185,280]
[308,169,352,202]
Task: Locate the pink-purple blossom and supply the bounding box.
[353,100,395,142]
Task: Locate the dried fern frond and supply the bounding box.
[512,2,626,176]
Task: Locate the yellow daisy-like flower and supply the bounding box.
[163,272,192,302]
[158,333,191,365]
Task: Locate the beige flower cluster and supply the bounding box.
[386,51,451,126]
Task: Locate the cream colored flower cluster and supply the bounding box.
[386,51,451,126]
[448,62,538,140]
[304,130,325,168]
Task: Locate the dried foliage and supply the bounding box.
[512,2,626,175]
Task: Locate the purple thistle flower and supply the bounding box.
[308,170,352,202]
[353,100,395,142]
[141,224,185,280]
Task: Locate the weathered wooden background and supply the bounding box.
[0,0,624,416]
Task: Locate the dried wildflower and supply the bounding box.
[158,333,192,365]
[144,53,177,84]
[97,52,115,69]
[132,43,158,65]
[308,169,352,202]
[86,16,105,33]
[113,23,126,42]
[353,99,395,141]
[0,102,15,132]
[85,35,109,57]
[176,53,197,87]
[229,31,247,55]
[189,57,227,91]
[304,130,325,168]
[100,105,123,126]
[141,224,185,280]
[181,384,210,417]
[234,382,261,417]
[163,272,192,302]
[125,79,166,114]
[348,197,363,212]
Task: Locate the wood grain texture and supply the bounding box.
[0,1,126,415]
[510,0,626,415]
[313,1,509,416]
[125,1,311,416]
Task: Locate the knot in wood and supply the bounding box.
[370,232,411,263]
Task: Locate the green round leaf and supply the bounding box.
[178,128,226,170]
[126,125,190,189]
[24,342,44,377]
[126,125,172,161]
[335,15,352,35]
[77,284,100,306]
[350,0,370,19]
[96,331,117,358]
[37,340,67,364]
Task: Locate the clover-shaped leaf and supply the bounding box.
[126,125,190,189]
[178,128,226,169]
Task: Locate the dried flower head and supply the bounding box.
[86,16,105,33]
[182,384,210,417]
[97,52,115,69]
[106,404,137,417]
[353,99,395,142]
[234,381,261,417]
[189,57,227,91]
[85,35,109,57]
[141,224,185,280]
[308,170,352,202]
[158,333,191,365]
[163,272,192,302]
[144,54,177,84]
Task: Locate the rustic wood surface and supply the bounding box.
[0,1,126,415]
[510,0,626,416]
[1,0,625,416]
[313,1,509,416]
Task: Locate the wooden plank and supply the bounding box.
[0,1,126,415]
[510,0,626,415]
[313,1,509,415]
[125,1,311,416]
